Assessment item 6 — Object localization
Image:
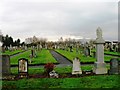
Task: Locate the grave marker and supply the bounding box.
[18,58,28,77]
[93,27,107,74]
[1,55,11,75]
[72,57,82,75]
[109,58,119,74]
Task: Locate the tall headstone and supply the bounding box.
[93,27,107,74]
[72,57,82,75]
[1,55,11,75]
[109,58,119,74]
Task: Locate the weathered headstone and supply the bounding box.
[93,27,107,74]
[109,58,119,74]
[93,52,96,58]
[2,47,5,53]
[25,46,27,50]
[69,45,73,52]
[1,55,11,75]
[84,47,90,57]
[72,57,82,75]
[18,58,28,77]
[29,54,33,64]
[31,49,36,57]
[119,61,120,74]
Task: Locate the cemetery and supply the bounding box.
[0,27,120,89]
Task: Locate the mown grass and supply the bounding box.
[56,49,120,63]
[92,50,120,56]
[104,51,120,56]
[1,50,25,56]
[10,49,57,65]
[2,75,119,88]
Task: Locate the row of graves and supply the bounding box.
[1,45,28,53]
[1,54,120,79]
[1,27,120,80]
[104,41,120,52]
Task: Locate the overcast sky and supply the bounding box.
[0,0,118,42]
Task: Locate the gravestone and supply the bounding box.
[109,58,119,74]
[1,55,11,75]
[93,52,96,58]
[25,46,27,50]
[29,54,33,63]
[18,58,28,77]
[69,45,73,52]
[31,49,36,57]
[2,47,5,53]
[72,57,82,75]
[93,27,107,74]
[84,47,89,57]
[119,61,120,74]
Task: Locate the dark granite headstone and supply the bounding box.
[93,52,96,58]
[1,55,10,75]
[109,58,119,74]
[119,61,120,74]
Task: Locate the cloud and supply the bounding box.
[0,0,118,42]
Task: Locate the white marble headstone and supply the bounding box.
[72,58,82,75]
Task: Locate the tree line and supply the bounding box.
[0,34,25,47]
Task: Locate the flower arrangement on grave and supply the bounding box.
[44,63,55,75]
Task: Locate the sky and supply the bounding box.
[0,0,119,42]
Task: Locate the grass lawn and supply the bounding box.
[3,66,115,89]
[104,51,120,56]
[2,75,119,88]
[10,49,57,65]
[92,50,120,56]
[1,50,25,56]
[56,49,120,63]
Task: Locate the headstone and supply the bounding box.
[72,57,82,75]
[31,49,36,57]
[114,44,118,52]
[18,58,28,77]
[119,61,120,74]
[93,52,96,58]
[93,27,107,74]
[109,44,113,52]
[2,47,5,53]
[1,55,11,75]
[109,58,119,74]
[25,46,27,50]
[69,45,73,52]
[84,47,90,57]
[29,54,33,63]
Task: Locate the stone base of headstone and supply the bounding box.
[109,68,119,74]
[93,62,107,74]
[72,70,82,75]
